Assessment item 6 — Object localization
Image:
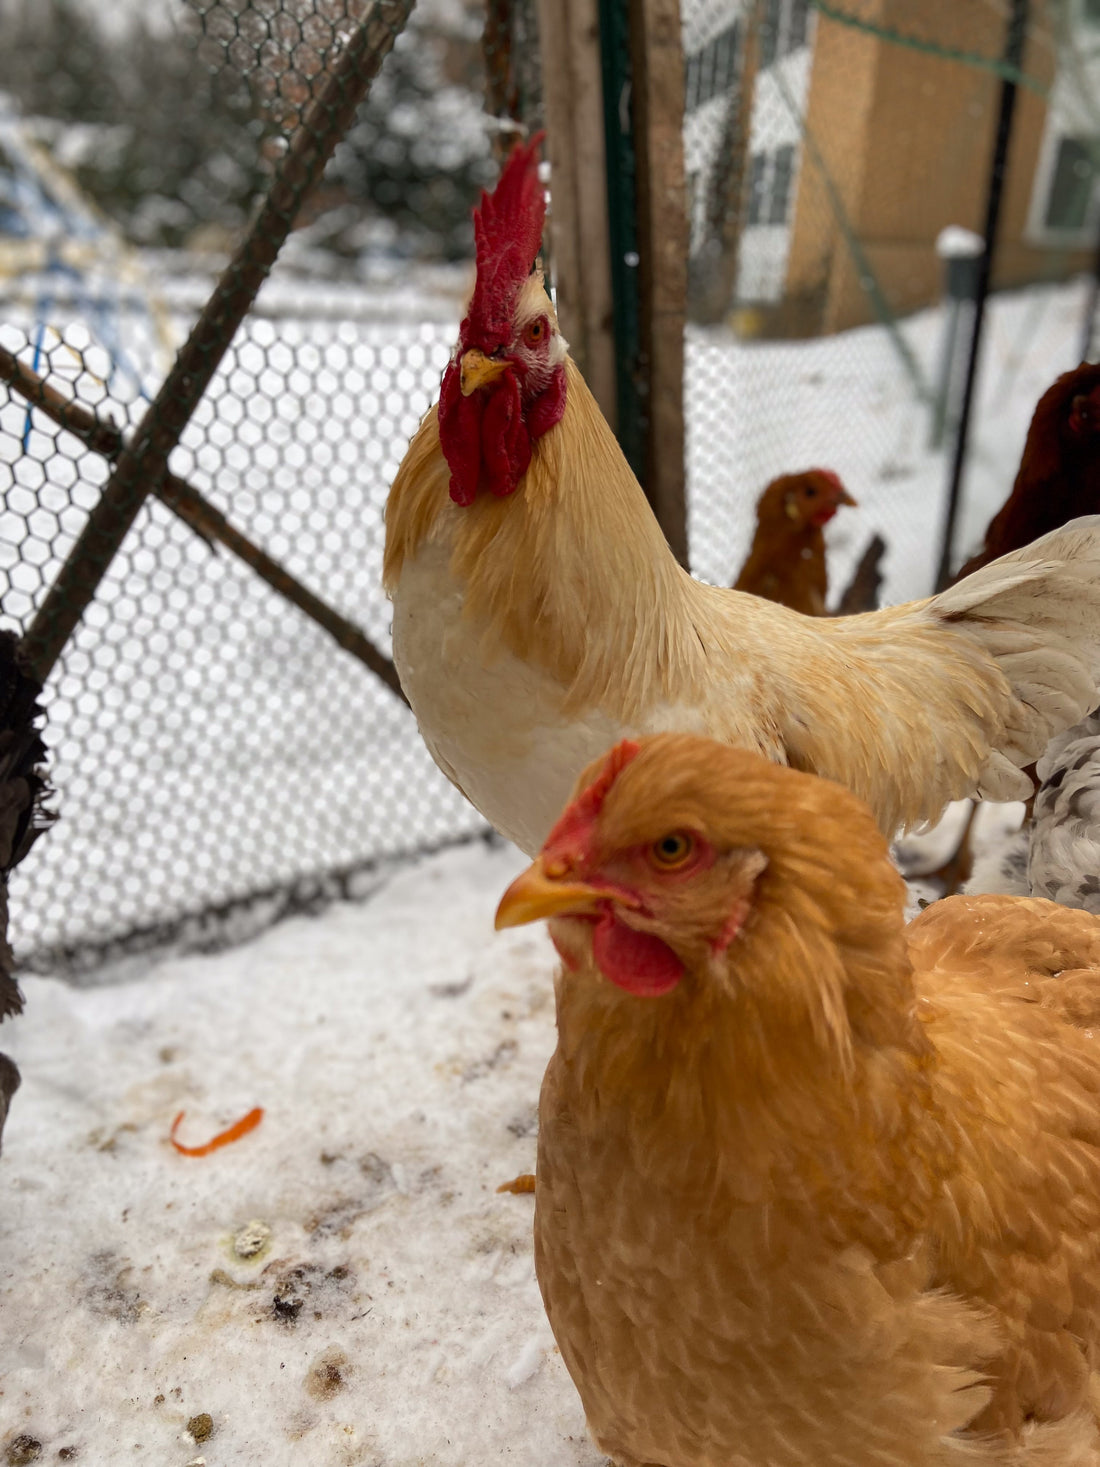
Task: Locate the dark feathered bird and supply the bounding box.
[954,362,1100,581]
[733,468,856,615]
[0,631,53,1150]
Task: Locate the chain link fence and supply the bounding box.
[1,0,1098,970]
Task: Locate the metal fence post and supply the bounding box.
[598,0,689,566]
[933,0,1030,591]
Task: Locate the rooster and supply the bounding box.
[733,467,855,615]
[0,631,52,1151]
[954,361,1100,581]
[384,137,1100,858]
[496,732,1100,1466]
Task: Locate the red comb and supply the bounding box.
[813,469,843,493]
[541,740,641,864]
[462,133,547,352]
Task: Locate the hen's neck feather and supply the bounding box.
[548,844,938,1229]
[385,358,716,717]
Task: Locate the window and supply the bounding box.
[759,0,812,69]
[787,0,810,50]
[760,0,780,68]
[747,153,768,225]
[684,21,741,113]
[769,145,796,224]
[1044,136,1099,230]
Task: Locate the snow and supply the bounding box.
[936,226,984,259]
[0,838,607,1467]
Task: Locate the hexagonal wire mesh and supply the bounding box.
[1,0,1097,970]
[0,0,492,969]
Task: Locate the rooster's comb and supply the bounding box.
[463,133,547,350]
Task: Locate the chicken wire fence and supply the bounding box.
[1,0,494,970]
[681,0,1100,600]
[0,0,1098,969]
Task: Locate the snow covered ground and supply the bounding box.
[0,838,613,1467]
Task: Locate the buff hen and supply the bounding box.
[497,732,1100,1466]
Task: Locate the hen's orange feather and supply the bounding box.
[519,734,1100,1464]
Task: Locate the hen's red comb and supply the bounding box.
[462,132,547,352]
[541,741,642,865]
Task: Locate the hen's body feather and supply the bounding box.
[386,358,1100,854]
[519,739,1100,1464]
[1027,711,1100,912]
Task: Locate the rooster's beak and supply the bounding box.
[495,859,606,930]
[460,349,511,396]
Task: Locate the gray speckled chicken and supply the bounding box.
[1029,709,1100,912]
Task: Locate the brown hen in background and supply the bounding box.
[954,360,1100,581]
[733,467,855,615]
[498,732,1100,1466]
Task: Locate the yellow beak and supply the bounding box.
[460,348,511,396]
[494,859,606,930]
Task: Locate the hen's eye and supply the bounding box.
[524,318,546,347]
[650,833,695,868]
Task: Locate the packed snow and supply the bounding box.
[0,838,611,1466]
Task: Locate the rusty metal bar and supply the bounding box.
[1,346,407,703]
[18,0,417,683]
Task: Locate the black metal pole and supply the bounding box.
[933,0,1029,592]
[1081,212,1100,364]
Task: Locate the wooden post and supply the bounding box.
[627,0,689,565]
[536,0,618,428]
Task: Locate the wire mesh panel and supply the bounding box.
[0,0,494,969]
[2,0,1098,970]
[680,0,1100,602]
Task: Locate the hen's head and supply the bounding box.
[1066,369,1100,445]
[496,734,905,1053]
[439,134,568,507]
[757,469,855,531]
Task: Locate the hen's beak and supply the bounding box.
[836,486,857,506]
[460,349,510,396]
[495,859,606,930]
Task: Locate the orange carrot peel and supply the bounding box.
[170,1106,264,1157]
[497,1172,536,1194]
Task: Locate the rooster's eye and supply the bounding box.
[650,832,695,869]
[524,318,547,347]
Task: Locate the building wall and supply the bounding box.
[776,0,1089,335]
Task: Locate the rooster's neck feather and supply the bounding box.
[386,357,715,719]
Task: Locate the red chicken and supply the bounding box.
[954,361,1100,580]
[733,468,855,615]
